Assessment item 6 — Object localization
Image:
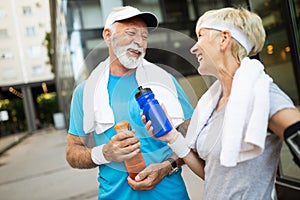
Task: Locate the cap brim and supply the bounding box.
[116,12,158,31]
[136,12,158,31]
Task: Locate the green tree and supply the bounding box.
[36,92,59,126]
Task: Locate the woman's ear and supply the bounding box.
[220,30,232,52]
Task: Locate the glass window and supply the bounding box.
[124,0,162,23]
[66,1,82,30]
[22,6,32,15]
[194,0,227,15]
[66,0,102,30]
[0,9,6,18]
[193,0,249,16]
[31,65,43,75]
[250,0,299,103]
[80,1,102,29]
[0,50,13,60]
[250,0,300,190]
[161,0,190,23]
[25,26,36,36]
[28,46,41,58]
[295,0,300,52]
[0,29,8,38]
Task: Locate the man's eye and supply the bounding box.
[142,35,148,40]
[126,30,136,36]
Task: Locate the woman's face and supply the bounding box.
[190,28,220,77]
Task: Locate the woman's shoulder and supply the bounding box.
[269,82,296,118]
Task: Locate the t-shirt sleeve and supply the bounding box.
[269,82,297,119]
[171,76,194,120]
[68,82,87,137]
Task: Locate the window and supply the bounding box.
[22,6,32,15]
[66,0,102,30]
[80,1,102,29]
[0,29,8,38]
[25,26,36,36]
[0,50,13,60]
[250,0,299,103]
[28,46,41,57]
[124,0,162,23]
[32,65,43,75]
[0,9,6,18]
[250,0,300,198]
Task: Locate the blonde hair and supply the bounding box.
[196,7,265,61]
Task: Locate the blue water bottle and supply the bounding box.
[135,86,172,137]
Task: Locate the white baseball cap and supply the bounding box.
[104,6,158,30]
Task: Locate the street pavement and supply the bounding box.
[0,127,203,200]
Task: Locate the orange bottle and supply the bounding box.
[114,120,146,179]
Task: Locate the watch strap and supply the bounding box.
[166,157,179,175]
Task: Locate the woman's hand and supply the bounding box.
[141,104,180,144]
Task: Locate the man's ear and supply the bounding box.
[103,29,112,42]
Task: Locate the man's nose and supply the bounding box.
[133,34,143,46]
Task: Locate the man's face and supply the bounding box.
[110,18,148,69]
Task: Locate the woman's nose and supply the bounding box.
[190,43,198,54]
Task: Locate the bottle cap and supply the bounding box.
[135,86,152,99]
[114,120,131,131]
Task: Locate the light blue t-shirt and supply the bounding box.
[69,72,193,200]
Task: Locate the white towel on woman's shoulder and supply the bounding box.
[186,57,273,167]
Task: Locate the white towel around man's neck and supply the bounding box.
[83,58,184,134]
[186,57,273,167]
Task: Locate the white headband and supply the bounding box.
[199,21,254,55]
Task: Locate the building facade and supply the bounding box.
[52,0,300,109]
[0,0,53,86]
[0,0,54,132]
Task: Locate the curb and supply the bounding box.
[0,133,31,156]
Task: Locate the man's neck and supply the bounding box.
[109,57,136,76]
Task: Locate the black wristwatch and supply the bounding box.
[166,157,179,176]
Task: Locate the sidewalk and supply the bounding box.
[0,127,203,200]
[0,126,61,155]
[0,127,99,200]
[0,131,28,156]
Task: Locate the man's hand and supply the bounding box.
[127,161,171,190]
[103,130,141,162]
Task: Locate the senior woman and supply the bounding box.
[144,7,300,200]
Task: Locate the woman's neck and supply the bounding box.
[216,57,240,111]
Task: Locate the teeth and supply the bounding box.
[129,49,140,54]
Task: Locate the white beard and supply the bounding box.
[111,35,145,69]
